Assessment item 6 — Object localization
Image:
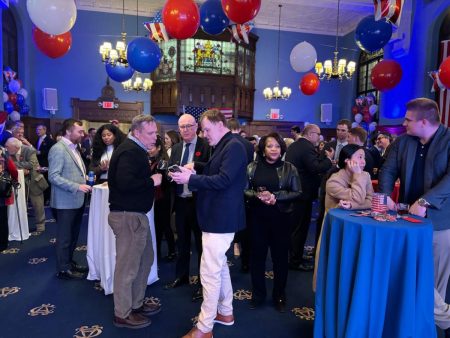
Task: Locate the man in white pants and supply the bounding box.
[172,109,247,338]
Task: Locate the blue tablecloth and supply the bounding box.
[314,209,436,338]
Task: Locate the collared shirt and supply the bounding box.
[37,135,46,150]
[334,141,348,160]
[61,136,85,174]
[180,136,198,197]
[128,134,148,152]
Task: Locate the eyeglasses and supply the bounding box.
[179,124,195,130]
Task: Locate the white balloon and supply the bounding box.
[18,88,28,99]
[368,122,377,132]
[369,104,378,116]
[290,41,317,72]
[3,92,8,102]
[10,111,21,121]
[351,122,359,128]
[354,113,363,123]
[27,0,77,35]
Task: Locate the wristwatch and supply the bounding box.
[418,198,431,208]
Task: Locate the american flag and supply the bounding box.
[182,106,234,122]
[144,11,169,43]
[374,0,403,26]
[371,193,388,215]
[228,22,254,44]
[438,40,450,127]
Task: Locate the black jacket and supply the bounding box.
[285,138,332,200]
[245,160,302,213]
[35,135,56,168]
[108,138,155,213]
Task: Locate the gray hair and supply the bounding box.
[5,137,22,148]
[130,114,156,132]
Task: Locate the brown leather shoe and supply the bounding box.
[213,312,234,326]
[181,327,213,338]
[133,302,161,316]
[113,312,151,329]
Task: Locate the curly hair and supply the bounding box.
[91,124,126,161]
[256,132,287,159]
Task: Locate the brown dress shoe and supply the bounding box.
[113,312,151,329]
[181,327,213,338]
[213,312,234,326]
[133,302,162,316]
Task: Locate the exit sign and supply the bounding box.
[102,101,114,109]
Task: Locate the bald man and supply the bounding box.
[164,114,210,302]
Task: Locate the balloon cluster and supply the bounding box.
[3,67,30,121]
[27,0,77,58]
[438,56,450,90]
[352,94,378,132]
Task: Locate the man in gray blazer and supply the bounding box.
[5,137,48,232]
[48,119,92,280]
[379,98,450,334]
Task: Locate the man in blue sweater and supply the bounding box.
[172,109,247,338]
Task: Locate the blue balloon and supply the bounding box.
[16,93,25,106]
[127,37,162,73]
[3,83,10,94]
[200,0,230,35]
[4,101,14,113]
[105,63,135,82]
[355,16,392,53]
[19,103,30,115]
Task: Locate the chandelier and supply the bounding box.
[122,73,153,92]
[99,0,128,67]
[314,0,356,81]
[263,5,291,100]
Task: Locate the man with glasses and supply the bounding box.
[379,98,450,336]
[164,113,210,302]
[376,132,392,159]
[286,124,334,271]
[327,119,351,163]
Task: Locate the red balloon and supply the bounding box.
[8,93,17,105]
[221,0,261,24]
[438,56,450,89]
[352,106,360,115]
[370,60,402,92]
[362,107,371,123]
[32,26,72,59]
[162,0,200,40]
[300,73,320,95]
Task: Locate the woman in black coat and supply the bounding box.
[244,133,301,312]
[89,124,126,184]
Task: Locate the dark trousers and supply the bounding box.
[174,196,202,279]
[289,199,313,264]
[234,207,250,267]
[0,206,8,251]
[154,198,175,258]
[55,206,85,271]
[250,206,290,301]
[42,172,51,203]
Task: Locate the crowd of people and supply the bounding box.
[0,97,449,337]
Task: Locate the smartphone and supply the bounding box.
[168,164,182,173]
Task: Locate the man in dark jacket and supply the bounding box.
[379,98,450,334]
[108,115,162,329]
[172,109,247,338]
[35,123,55,204]
[285,124,334,271]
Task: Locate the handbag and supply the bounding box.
[0,171,13,198]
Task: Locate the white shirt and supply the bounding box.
[62,137,85,175]
[99,145,114,180]
[180,136,198,197]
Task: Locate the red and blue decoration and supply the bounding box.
[126,37,162,74]
[370,59,403,92]
[373,0,403,26]
[162,0,200,40]
[200,0,230,36]
[105,63,135,83]
[144,11,169,43]
[32,26,72,59]
[299,73,320,96]
[228,21,254,44]
[438,56,450,89]
[3,67,30,118]
[355,15,392,53]
[221,0,261,25]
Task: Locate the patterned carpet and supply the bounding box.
[0,207,317,338]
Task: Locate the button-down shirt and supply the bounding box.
[61,137,85,175]
[180,136,198,197]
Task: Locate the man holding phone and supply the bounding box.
[164,113,210,303]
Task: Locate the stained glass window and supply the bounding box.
[180,39,235,75]
[154,39,177,82]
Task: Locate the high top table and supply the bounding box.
[86,184,158,295]
[314,208,436,338]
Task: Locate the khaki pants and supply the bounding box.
[29,192,45,230]
[108,211,153,319]
[197,232,234,333]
